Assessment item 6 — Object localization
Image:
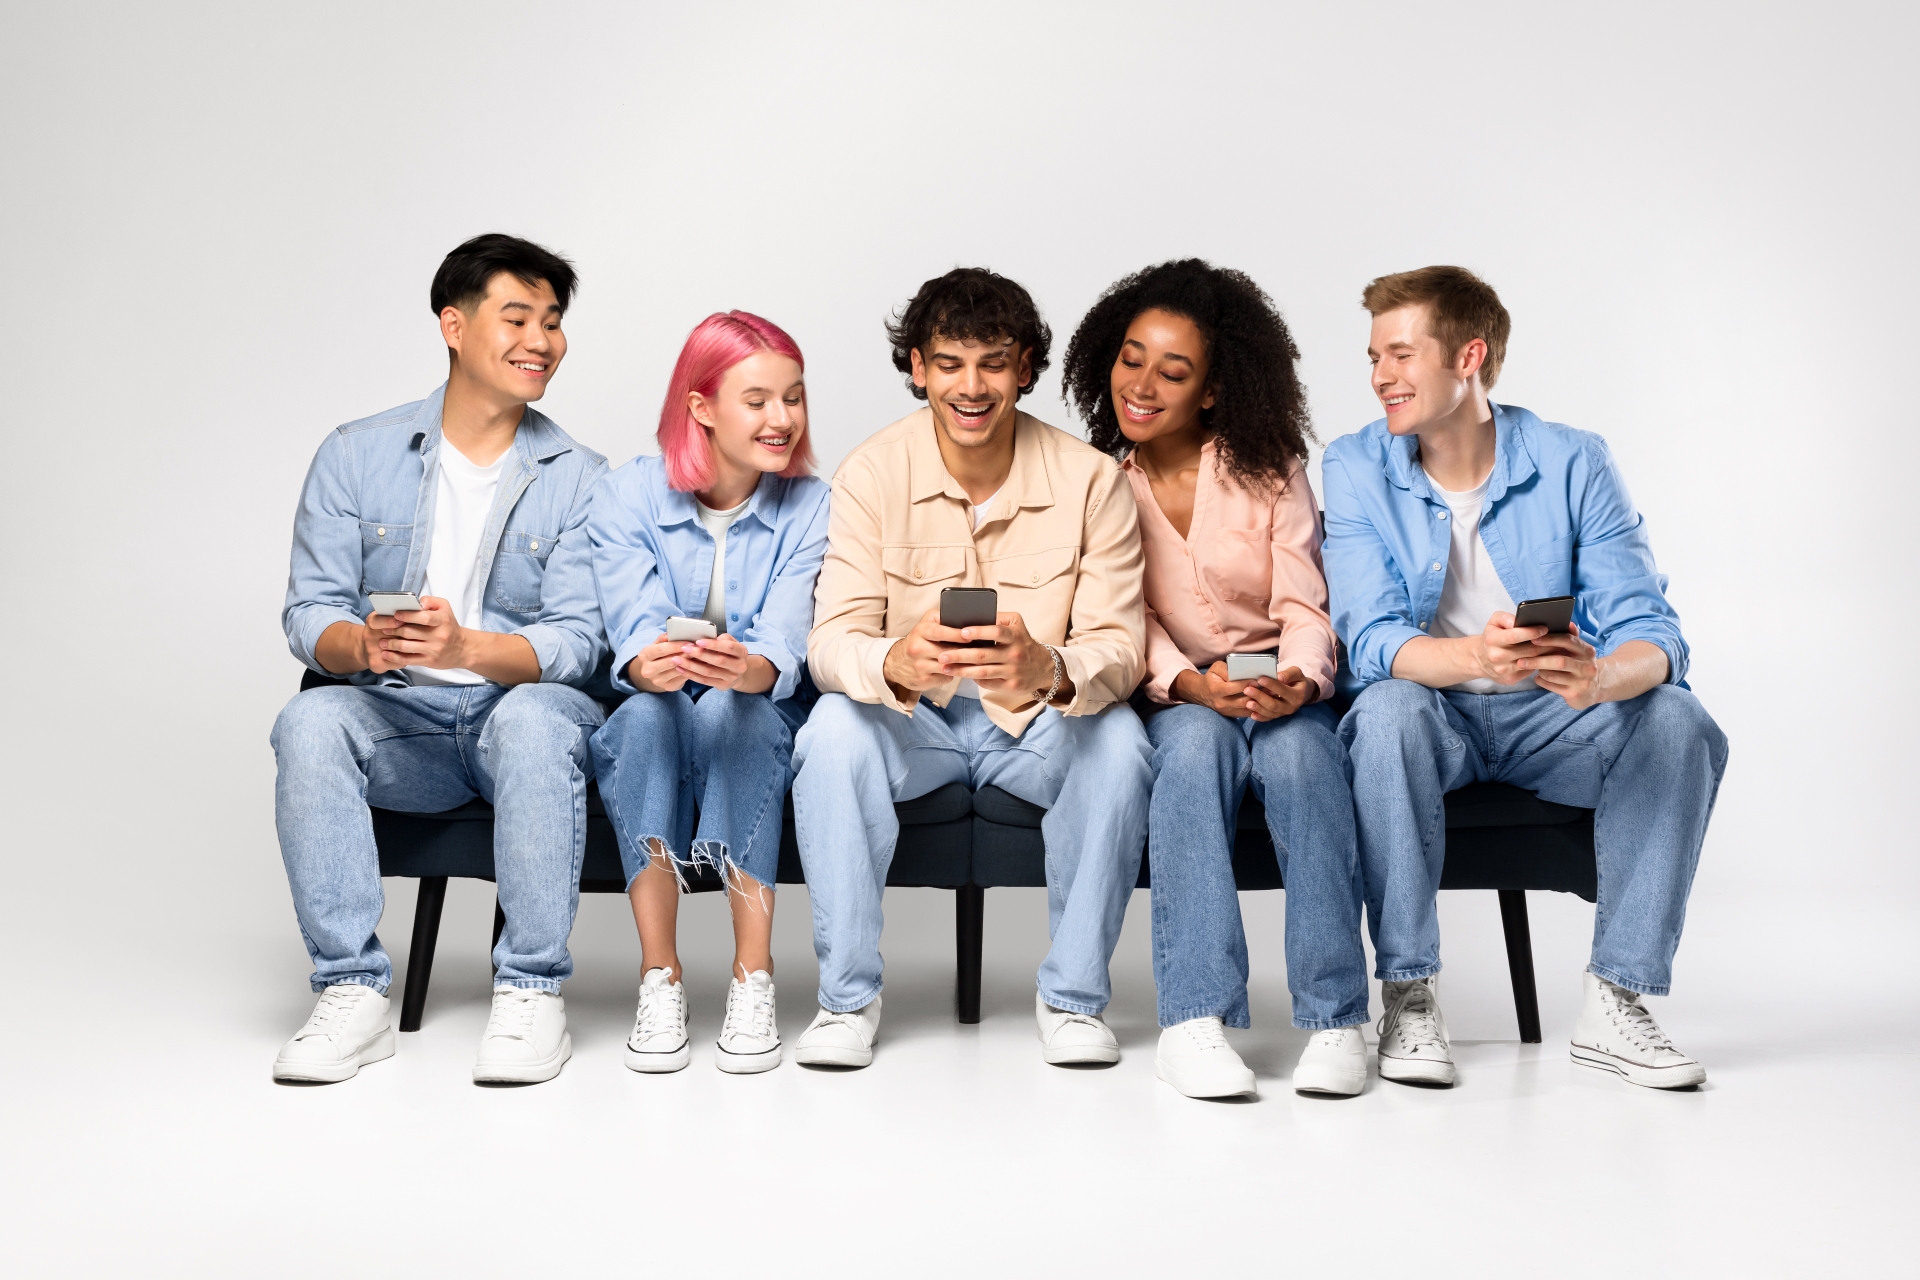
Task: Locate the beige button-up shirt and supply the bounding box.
[809,408,1145,738]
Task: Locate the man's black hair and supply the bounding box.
[885,267,1052,400]
[429,233,578,317]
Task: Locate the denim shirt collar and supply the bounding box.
[1384,399,1538,504]
[653,468,780,531]
[407,383,573,468]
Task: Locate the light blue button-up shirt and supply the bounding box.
[282,384,609,687]
[1321,401,1688,695]
[587,455,831,700]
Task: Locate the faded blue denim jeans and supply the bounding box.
[1143,699,1369,1031]
[590,686,807,892]
[790,694,1152,1017]
[271,681,606,993]
[1340,679,1729,996]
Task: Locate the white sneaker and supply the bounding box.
[1293,1026,1368,1096]
[1155,1017,1255,1097]
[272,984,395,1083]
[1377,975,1455,1086]
[625,967,691,1074]
[1036,991,1120,1066]
[794,996,881,1068]
[1571,971,1706,1089]
[715,970,782,1074]
[473,986,571,1084]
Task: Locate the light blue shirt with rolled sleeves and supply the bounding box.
[281,383,610,687]
[587,455,831,700]
[1320,400,1688,696]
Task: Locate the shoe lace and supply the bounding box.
[1378,981,1444,1052]
[722,976,776,1042]
[1182,1019,1230,1051]
[486,988,543,1041]
[297,985,367,1040]
[636,975,684,1041]
[1602,983,1677,1054]
[1307,1028,1351,1051]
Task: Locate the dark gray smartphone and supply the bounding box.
[939,587,999,630]
[1512,595,1575,634]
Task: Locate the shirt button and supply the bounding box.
[914,568,923,579]
[1031,572,1039,583]
[376,527,386,537]
[1436,512,1449,521]
[1431,562,1442,571]
[530,541,539,551]
[1420,622,1429,630]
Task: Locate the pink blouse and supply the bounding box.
[1123,441,1338,704]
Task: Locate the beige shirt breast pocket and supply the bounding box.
[1202,527,1273,605]
[987,545,1080,644]
[881,545,970,634]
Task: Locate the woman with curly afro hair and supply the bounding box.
[1061,259,1371,1099]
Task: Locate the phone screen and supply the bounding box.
[1512,595,1575,634]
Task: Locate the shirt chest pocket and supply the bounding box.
[491,529,557,615]
[1202,528,1273,606]
[882,545,969,588]
[359,521,413,594]
[1535,532,1575,594]
[990,546,1079,595]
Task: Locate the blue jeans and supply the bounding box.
[1143,700,1369,1031]
[271,682,606,993]
[1339,680,1729,996]
[790,694,1152,1016]
[590,686,807,891]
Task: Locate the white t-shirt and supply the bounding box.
[697,496,752,633]
[1425,470,1536,695]
[409,441,511,686]
[954,486,1002,700]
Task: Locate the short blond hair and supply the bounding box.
[1362,265,1511,390]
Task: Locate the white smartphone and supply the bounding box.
[665,615,718,642]
[367,591,423,615]
[1225,652,1279,682]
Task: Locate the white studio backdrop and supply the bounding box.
[1,1,1914,1051]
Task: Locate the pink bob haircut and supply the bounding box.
[657,310,816,493]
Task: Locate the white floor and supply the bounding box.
[6,877,1913,1277]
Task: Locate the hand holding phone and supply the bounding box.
[1511,595,1575,634]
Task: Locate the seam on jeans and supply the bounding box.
[1291,1012,1371,1031]
[1586,962,1668,999]
[1376,962,1442,982]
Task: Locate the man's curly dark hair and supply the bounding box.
[1062,258,1314,491]
[886,266,1052,400]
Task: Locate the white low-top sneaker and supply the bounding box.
[625,967,691,1074]
[1293,1026,1368,1096]
[715,970,781,1074]
[273,984,395,1083]
[1036,991,1120,1066]
[1571,971,1706,1089]
[1155,1017,1255,1097]
[473,986,570,1085]
[1377,975,1455,1087]
[794,996,881,1068]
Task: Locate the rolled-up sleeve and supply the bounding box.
[1569,438,1688,684]
[1142,606,1197,703]
[1056,466,1145,715]
[807,456,914,712]
[587,467,674,695]
[740,485,832,703]
[1269,466,1339,702]
[283,430,370,674]
[516,457,609,686]
[1321,448,1424,684]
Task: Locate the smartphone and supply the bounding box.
[665,616,718,643]
[939,587,999,631]
[1512,595,1576,634]
[367,591,422,615]
[1225,652,1279,682]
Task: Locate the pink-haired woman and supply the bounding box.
[587,311,830,1074]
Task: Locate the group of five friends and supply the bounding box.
[270,234,1728,1096]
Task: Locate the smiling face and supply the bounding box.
[688,350,807,482]
[440,271,567,405]
[1366,303,1485,437]
[1110,308,1214,446]
[910,333,1032,453]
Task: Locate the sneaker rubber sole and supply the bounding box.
[1378,1052,1456,1087]
[1570,1042,1705,1089]
[473,1032,572,1085]
[1156,1056,1256,1098]
[624,1038,691,1073]
[1292,1063,1367,1097]
[715,1040,783,1074]
[1044,1041,1121,1066]
[272,1026,395,1084]
[792,1039,874,1068]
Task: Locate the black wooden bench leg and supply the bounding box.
[399,876,448,1033]
[956,884,984,1024]
[1497,889,1543,1044]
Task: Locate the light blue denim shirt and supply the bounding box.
[282,384,609,687]
[1321,401,1688,694]
[588,455,831,700]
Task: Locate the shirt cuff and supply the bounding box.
[514,622,572,684]
[743,640,797,702]
[1367,622,1430,684]
[1145,655,1198,705]
[860,635,916,714]
[294,606,366,674]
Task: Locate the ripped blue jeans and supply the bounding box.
[590,685,805,894]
